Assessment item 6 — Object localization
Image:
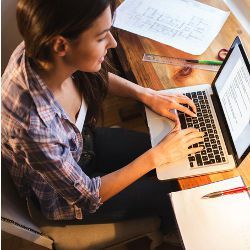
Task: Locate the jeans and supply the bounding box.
[79,127,180,233]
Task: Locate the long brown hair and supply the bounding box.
[16,0,115,126]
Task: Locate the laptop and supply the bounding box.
[145,36,250,180]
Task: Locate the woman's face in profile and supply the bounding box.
[64,6,117,73]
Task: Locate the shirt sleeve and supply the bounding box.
[15,125,102,213]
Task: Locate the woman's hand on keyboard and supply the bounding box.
[143,90,197,123]
[153,128,204,165]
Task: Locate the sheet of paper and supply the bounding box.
[170,176,250,250]
[113,0,229,55]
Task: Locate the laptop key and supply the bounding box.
[192,92,197,98]
[197,160,203,166]
[204,161,211,165]
[201,150,207,155]
[210,138,216,144]
[189,156,195,161]
[208,129,213,134]
[209,159,215,164]
[215,155,222,163]
[202,156,208,161]
[213,150,219,155]
[207,147,212,153]
[179,114,186,129]
[208,153,214,158]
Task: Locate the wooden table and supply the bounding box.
[114,0,250,188]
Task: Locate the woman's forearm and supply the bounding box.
[99,147,156,202]
[108,72,153,103]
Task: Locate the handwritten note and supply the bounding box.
[113,0,229,55]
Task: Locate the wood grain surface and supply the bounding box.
[114,0,250,188]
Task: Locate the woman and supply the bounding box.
[1,0,204,236]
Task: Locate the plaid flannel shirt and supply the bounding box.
[1,42,102,220]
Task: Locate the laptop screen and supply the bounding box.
[215,42,250,160]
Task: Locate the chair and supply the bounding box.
[1,165,163,250]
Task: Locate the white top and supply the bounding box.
[75,97,87,131]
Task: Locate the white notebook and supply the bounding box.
[170,176,250,250]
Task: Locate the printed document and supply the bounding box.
[170,176,250,250]
[113,0,229,55]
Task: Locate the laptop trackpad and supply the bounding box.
[145,107,176,147]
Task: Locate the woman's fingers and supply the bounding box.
[186,137,204,147]
[188,146,204,155]
[164,110,179,122]
[173,102,196,117]
[184,131,204,143]
[161,93,196,117]
[179,127,199,135]
[175,94,197,114]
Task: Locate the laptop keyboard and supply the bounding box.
[178,91,227,168]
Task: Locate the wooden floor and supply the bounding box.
[2,95,181,250]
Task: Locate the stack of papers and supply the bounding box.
[170,176,250,250]
[113,0,229,55]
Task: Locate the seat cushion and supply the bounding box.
[28,199,161,250]
[42,217,160,250]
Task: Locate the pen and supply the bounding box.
[202,186,250,199]
[186,59,223,65]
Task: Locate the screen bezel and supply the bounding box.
[211,36,250,165]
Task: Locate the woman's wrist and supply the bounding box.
[144,148,161,170]
[137,87,156,106]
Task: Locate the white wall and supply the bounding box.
[1,0,22,73]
